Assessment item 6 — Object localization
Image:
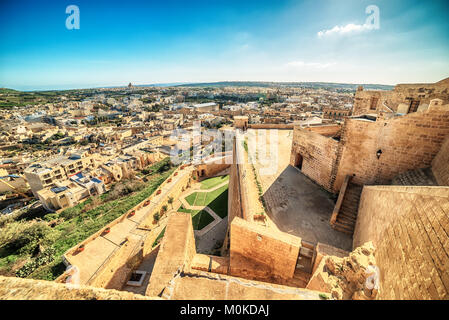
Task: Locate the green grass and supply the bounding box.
[186,184,228,207]
[152,227,166,247]
[178,206,200,215]
[185,193,198,206]
[200,175,229,190]
[181,183,228,220]
[0,158,176,280]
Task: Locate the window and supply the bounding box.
[408,99,420,113]
[370,97,378,111]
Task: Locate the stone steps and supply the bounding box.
[333,182,363,236]
[391,167,438,186]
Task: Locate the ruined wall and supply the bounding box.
[353,78,449,116]
[353,90,391,116]
[312,243,349,274]
[432,136,449,186]
[229,218,301,282]
[290,126,339,192]
[334,106,449,191]
[307,242,377,300]
[353,185,449,299]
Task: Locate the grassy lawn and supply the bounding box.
[0,158,176,281]
[182,183,228,219]
[200,175,229,190]
[186,184,228,208]
[177,206,214,231]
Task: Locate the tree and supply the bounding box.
[168,197,174,208]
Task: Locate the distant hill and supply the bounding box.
[0,88,19,94]
[175,81,394,91]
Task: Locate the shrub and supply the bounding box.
[1,222,51,254]
[15,248,56,278]
[153,212,160,221]
[43,213,59,222]
[60,206,81,220]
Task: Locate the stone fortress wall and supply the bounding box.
[354,185,449,299]
[431,135,449,186]
[290,126,340,192]
[291,103,449,193]
[229,218,301,283]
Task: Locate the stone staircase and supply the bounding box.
[291,243,315,288]
[332,182,363,235]
[391,167,438,186]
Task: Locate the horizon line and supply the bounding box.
[2,80,402,92]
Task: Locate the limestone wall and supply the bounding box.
[138,168,192,229]
[353,185,449,299]
[222,138,247,255]
[163,270,324,300]
[290,126,339,192]
[87,236,141,290]
[432,136,449,186]
[0,276,155,300]
[146,213,196,297]
[195,162,230,179]
[303,124,341,136]
[353,78,449,116]
[248,123,294,130]
[306,242,377,300]
[229,217,301,282]
[191,254,229,275]
[334,106,449,191]
[353,90,391,116]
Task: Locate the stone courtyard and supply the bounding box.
[250,129,352,251]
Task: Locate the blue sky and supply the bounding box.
[0,0,448,90]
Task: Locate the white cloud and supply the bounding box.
[317,23,375,38]
[285,61,336,69]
